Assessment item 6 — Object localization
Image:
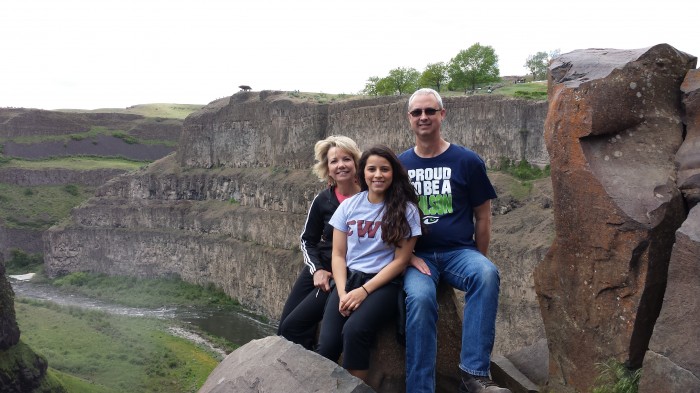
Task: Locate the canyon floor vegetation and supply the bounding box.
[13,272,244,393]
[15,298,222,393]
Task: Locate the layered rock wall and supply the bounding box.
[177,93,548,169]
[0,109,180,140]
[0,167,129,187]
[0,227,45,262]
[43,93,550,391]
[0,108,184,260]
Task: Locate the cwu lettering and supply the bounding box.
[346,220,381,238]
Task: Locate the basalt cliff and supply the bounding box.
[42,92,550,391]
[0,108,184,261]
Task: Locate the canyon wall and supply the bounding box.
[43,93,551,377]
[177,93,548,170]
[0,108,184,260]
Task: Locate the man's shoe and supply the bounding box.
[459,371,512,393]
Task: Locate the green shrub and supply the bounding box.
[63,184,80,196]
[23,188,34,196]
[112,132,138,144]
[54,272,91,287]
[592,359,641,393]
[69,134,86,141]
[5,249,44,274]
[496,158,550,181]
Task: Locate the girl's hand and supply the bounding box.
[313,269,332,292]
[338,287,368,316]
[410,254,431,276]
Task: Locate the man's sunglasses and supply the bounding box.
[409,108,441,117]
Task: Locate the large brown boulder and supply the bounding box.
[638,206,700,392]
[534,44,696,392]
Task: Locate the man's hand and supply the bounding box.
[313,269,332,292]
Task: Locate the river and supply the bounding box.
[9,274,277,353]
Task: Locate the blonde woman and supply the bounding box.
[278,135,362,350]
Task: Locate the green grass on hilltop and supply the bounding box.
[1,126,117,144]
[492,81,548,99]
[58,103,204,120]
[2,156,145,171]
[283,80,548,102]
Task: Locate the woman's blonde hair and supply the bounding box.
[312,135,361,184]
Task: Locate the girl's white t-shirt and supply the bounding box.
[329,190,421,273]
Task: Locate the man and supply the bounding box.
[398,88,510,393]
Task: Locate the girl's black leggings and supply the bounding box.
[316,281,400,370]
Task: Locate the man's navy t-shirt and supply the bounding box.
[399,144,497,252]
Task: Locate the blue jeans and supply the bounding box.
[404,248,500,393]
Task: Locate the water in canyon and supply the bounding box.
[9,274,276,349]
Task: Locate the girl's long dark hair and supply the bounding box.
[358,145,422,247]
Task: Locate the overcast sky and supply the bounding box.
[1,0,698,110]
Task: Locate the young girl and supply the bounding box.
[316,145,422,381]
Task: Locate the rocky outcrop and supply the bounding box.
[638,205,700,392]
[534,44,697,392]
[490,174,553,356]
[197,335,374,393]
[0,263,20,349]
[1,262,66,392]
[0,227,44,262]
[676,69,700,207]
[638,70,700,393]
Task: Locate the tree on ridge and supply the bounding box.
[448,43,500,93]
